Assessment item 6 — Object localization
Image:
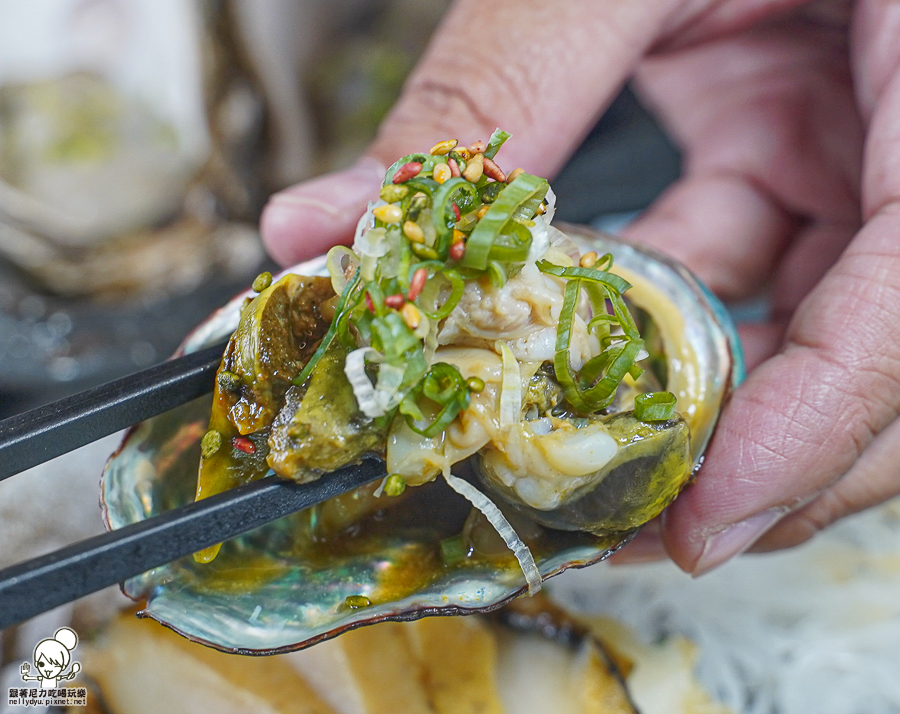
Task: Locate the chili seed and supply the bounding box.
[384,473,407,497]
[449,240,466,261]
[466,376,485,393]
[507,167,525,183]
[580,251,598,268]
[200,430,223,459]
[433,162,452,184]
[372,203,403,224]
[392,161,423,184]
[462,154,484,182]
[430,139,458,155]
[407,267,428,301]
[217,370,241,392]
[401,302,421,329]
[233,436,255,455]
[380,184,409,203]
[403,220,425,243]
[482,157,506,183]
[251,271,272,293]
[479,182,504,203]
[476,204,490,219]
[345,595,372,609]
[469,140,486,154]
[385,293,405,309]
[411,243,439,260]
[447,157,461,177]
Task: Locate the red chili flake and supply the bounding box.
[233,436,256,455]
[449,241,466,261]
[392,161,423,184]
[384,293,405,309]
[482,157,506,183]
[365,292,376,312]
[407,268,428,301]
[452,203,461,221]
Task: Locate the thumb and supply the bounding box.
[261,0,681,266]
[260,157,385,266]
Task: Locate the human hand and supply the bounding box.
[260,0,900,575]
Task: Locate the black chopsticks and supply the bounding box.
[0,458,385,630]
[0,341,227,482]
[0,340,387,630]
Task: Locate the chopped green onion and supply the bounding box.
[401,363,471,438]
[432,177,478,256]
[581,338,644,406]
[587,313,619,330]
[550,277,646,414]
[370,312,420,360]
[484,128,511,159]
[292,269,362,387]
[408,262,465,320]
[552,279,592,413]
[487,260,507,288]
[461,173,547,270]
[536,260,632,296]
[634,391,677,422]
[486,221,532,264]
[607,289,640,340]
[401,176,440,199]
[479,182,504,203]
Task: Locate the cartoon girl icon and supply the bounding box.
[19,627,81,688]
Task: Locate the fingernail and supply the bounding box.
[693,507,788,576]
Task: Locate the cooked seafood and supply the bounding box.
[101,131,742,653]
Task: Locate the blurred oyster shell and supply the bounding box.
[101,226,743,653]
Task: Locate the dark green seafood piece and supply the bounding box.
[268,343,387,482]
[478,412,692,536]
[196,274,333,506]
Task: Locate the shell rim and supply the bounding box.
[99,224,742,654]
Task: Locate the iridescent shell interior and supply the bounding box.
[101,225,744,654]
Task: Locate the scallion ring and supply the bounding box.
[634,391,677,422]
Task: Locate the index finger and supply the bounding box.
[261,0,680,265]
